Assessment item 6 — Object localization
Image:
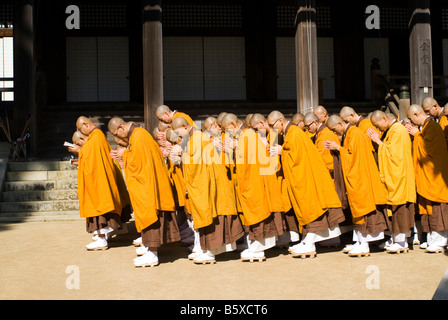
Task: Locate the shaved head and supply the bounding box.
[156,105,172,117]
[326,114,348,136]
[422,97,442,118]
[267,110,286,123]
[108,117,125,135]
[171,116,190,130]
[407,104,428,126]
[76,116,96,136]
[314,105,328,123]
[339,106,360,125]
[216,112,227,126]
[291,112,304,124]
[221,113,239,129]
[370,110,392,131]
[204,117,217,130]
[304,112,318,125]
[326,114,343,128]
[165,128,179,144]
[250,113,267,128]
[245,114,254,127]
[72,131,87,146]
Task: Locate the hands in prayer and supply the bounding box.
[323,139,340,151]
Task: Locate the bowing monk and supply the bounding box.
[72,117,123,251]
[171,116,244,264]
[268,110,345,258]
[367,110,416,253]
[232,113,285,261]
[325,115,389,257]
[405,104,448,253]
[291,112,305,130]
[303,112,340,175]
[313,105,329,125]
[156,104,198,128]
[340,106,380,156]
[108,117,180,267]
[422,97,448,145]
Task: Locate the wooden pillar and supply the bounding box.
[142,0,163,132]
[409,0,433,105]
[295,0,318,115]
[13,0,36,156]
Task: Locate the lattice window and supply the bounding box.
[0,4,13,27]
[443,9,448,30]
[79,3,127,29]
[277,5,331,30]
[163,4,242,29]
[380,7,409,30]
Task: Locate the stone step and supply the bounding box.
[0,211,81,223]
[7,161,76,172]
[0,200,79,212]
[6,170,78,182]
[4,180,77,192]
[2,190,78,202]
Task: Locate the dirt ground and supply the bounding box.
[0,220,446,300]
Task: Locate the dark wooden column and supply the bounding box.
[13,0,36,156]
[409,0,433,105]
[295,0,318,114]
[142,0,163,132]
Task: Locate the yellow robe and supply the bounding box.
[281,125,342,231]
[235,128,273,226]
[122,127,176,232]
[339,125,387,222]
[113,159,131,209]
[358,117,380,152]
[165,159,186,208]
[377,122,416,205]
[413,119,448,211]
[437,114,448,146]
[181,130,236,229]
[313,125,340,173]
[78,128,122,218]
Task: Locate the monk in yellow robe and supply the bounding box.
[422,97,448,146]
[108,117,180,267]
[233,114,285,261]
[405,104,448,253]
[291,112,305,130]
[171,116,244,264]
[268,111,345,258]
[72,117,123,251]
[367,110,416,253]
[325,115,389,257]
[304,112,340,175]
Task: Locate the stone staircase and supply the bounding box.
[0,161,81,222]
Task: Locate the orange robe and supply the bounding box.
[122,126,176,232]
[357,117,380,152]
[235,128,275,226]
[181,130,236,229]
[413,119,448,214]
[281,125,342,231]
[312,124,340,174]
[166,159,186,208]
[78,128,122,218]
[339,125,387,223]
[377,122,415,205]
[437,114,448,146]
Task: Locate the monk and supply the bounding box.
[268,110,345,258]
[405,104,448,253]
[367,110,416,253]
[244,114,254,128]
[171,116,244,264]
[108,117,181,267]
[156,104,197,128]
[232,113,285,261]
[340,106,381,155]
[303,112,340,175]
[291,112,305,130]
[313,105,329,125]
[422,97,448,145]
[325,115,389,257]
[72,116,123,251]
